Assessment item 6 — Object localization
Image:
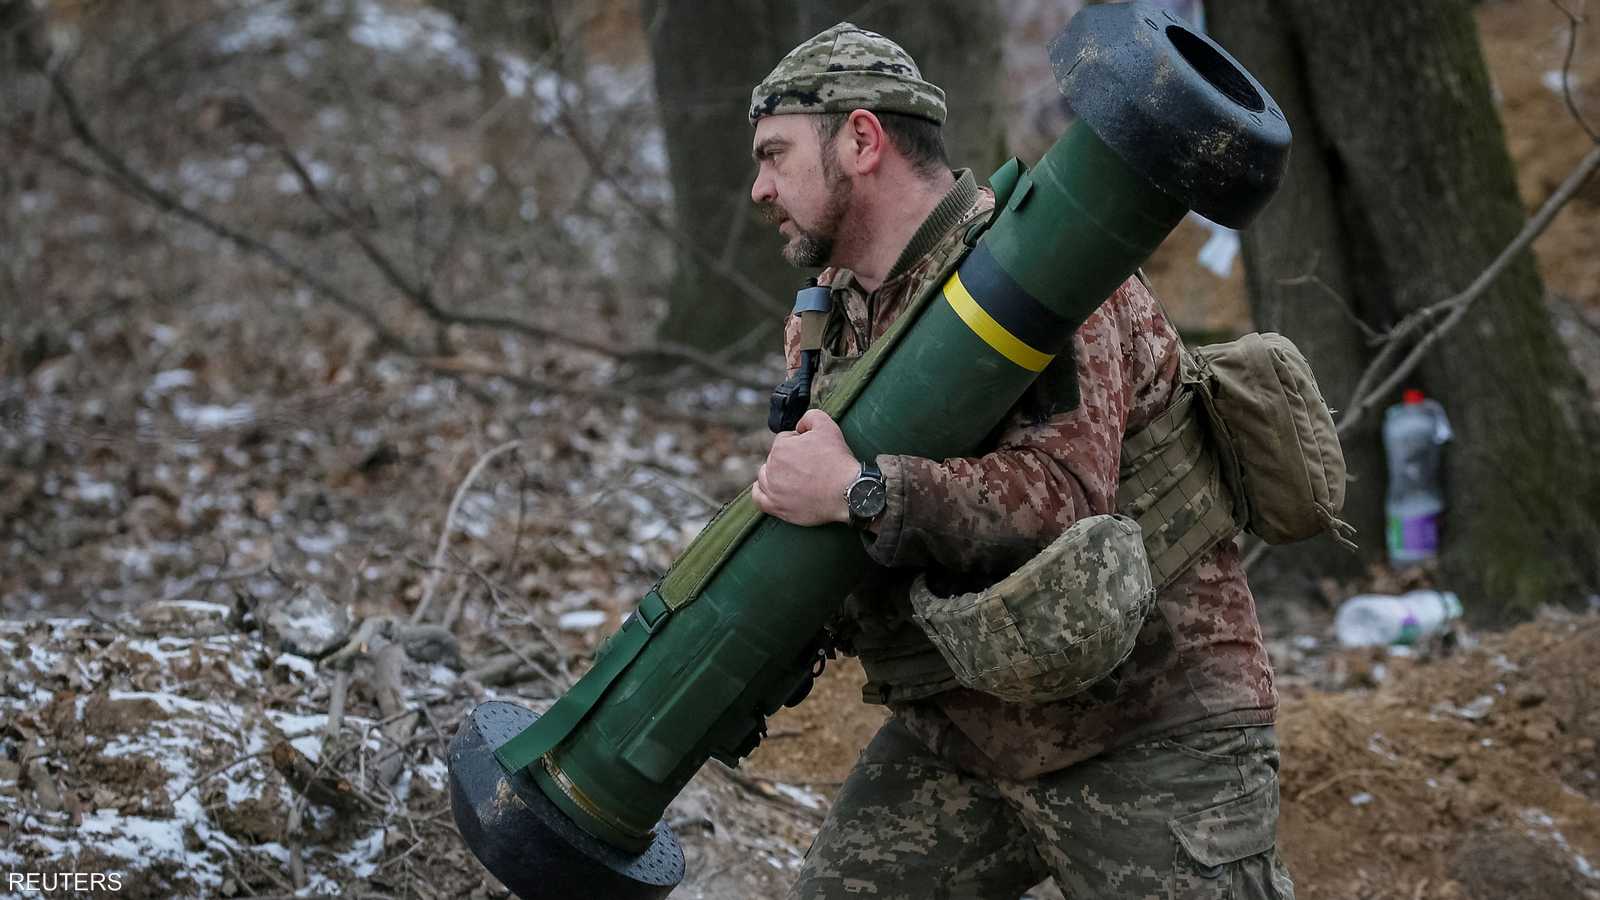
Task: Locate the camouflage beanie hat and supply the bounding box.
[749,22,947,125]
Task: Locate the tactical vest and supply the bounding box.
[816,238,1238,705]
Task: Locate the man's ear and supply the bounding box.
[844,109,886,175]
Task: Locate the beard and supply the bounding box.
[760,168,852,269]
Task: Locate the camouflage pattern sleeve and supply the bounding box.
[865,275,1182,575]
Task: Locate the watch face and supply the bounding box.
[847,477,887,518]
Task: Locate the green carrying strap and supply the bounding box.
[493,169,1014,774]
[493,588,670,771]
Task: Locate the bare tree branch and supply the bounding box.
[412,439,523,625]
[218,91,777,388]
[1275,271,1385,343]
[25,58,772,392]
[552,104,791,320]
[1337,142,1600,434]
[29,58,418,353]
[1551,0,1599,143]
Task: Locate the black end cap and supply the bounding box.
[448,701,685,900]
[1050,1,1291,228]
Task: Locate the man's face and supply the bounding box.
[750,115,853,268]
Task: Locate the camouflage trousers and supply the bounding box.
[788,716,1295,900]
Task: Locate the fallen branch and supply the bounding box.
[440,580,470,634]
[270,740,361,814]
[371,641,420,788]
[285,798,307,891]
[413,440,523,625]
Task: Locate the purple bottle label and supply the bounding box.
[1397,614,1422,644]
[1386,513,1440,561]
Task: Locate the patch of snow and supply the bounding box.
[338,827,387,879]
[177,158,248,203]
[1434,694,1496,721]
[559,610,607,631]
[293,525,348,555]
[273,653,317,679]
[1522,808,1600,882]
[217,2,296,54]
[317,106,348,130]
[174,399,256,431]
[18,190,55,214]
[73,474,118,505]
[265,710,331,744]
[773,783,825,810]
[273,159,335,194]
[349,0,477,76]
[499,52,532,97]
[415,756,449,792]
[1543,69,1581,95]
[149,368,197,393]
[1366,732,1399,762]
[107,690,216,718]
[165,599,234,616]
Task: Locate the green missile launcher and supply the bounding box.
[449,4,1291,897]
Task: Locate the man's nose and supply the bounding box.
[751,166,775,205]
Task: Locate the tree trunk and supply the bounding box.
[1205,2,1387,593]
[849,2,1007,181]
[642,0,1004,359]
[1211,0,1600,620]
[642,0,832,360]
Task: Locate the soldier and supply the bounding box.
[747,23,1296,900]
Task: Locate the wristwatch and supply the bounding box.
[844,459,888,529]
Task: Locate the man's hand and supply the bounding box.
[752,409,859,526]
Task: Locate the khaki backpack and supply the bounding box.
[1184,333,1356,550]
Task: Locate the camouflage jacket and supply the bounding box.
[782,170,1277,779]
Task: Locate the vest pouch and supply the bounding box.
[1185,334,1355,548]
[1116,389,1241,591]
[908,514,1154,704]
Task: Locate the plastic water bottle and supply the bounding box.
[1334,590,1463,647]
[1383,389,1452,563]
